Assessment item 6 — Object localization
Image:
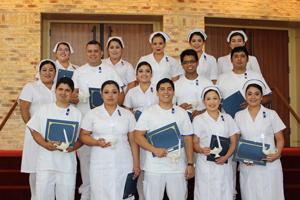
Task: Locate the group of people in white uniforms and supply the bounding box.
[18,27,286,200]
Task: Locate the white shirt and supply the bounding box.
[217,54,261,75]
[216,70,271,100]
[174,75,213,112]
[137,53,182,85]
[123,84,158,112]
[135,104,194,173]
[102,58,136,93]
[72,62,124,116]
[26,102,82,174]
[18,80,56,173]
[35,60,79,80]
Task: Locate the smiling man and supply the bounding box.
[135,78,195,200]
[174,49,213,120]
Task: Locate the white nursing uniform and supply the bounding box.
[135,104,193,200]
[217,54,261,75]
[35,60,79,80]
[193,111,239,200]
[137,53,182,85]
[174,75,213,112]
[80,105,136,200]
[102,58,136,93]
[234,106,285,200]
[72,62,124,199]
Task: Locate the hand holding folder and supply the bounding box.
[207,135,230,164]
[123,172,139,199]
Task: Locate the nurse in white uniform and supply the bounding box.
[79,80,141,200]
[137,31,182,85]
[186,29,218,84]
[193,86,239,200]
[234,79,285,200]
[123,61,158,200]
[19,59,57,200]
[217,30,261,75]
[35,41,79,80]
[102,36,136,93]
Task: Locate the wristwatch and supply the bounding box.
[188,163,195,168]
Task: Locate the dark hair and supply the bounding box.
[56,77,74,92]
[107,38,123,49]
[156,78,174,92]
[39,60,56,71]
[101,80,120,93]
[203,89,220,99]
[229,32,245,43]
[152,33,166,43]
[231,46,249,59]
[56,42,70,52]
[180,49,199,63]
[246,84,262,95]
[86,40,101,49]
[136,61,152,74]
[189,32,205,43]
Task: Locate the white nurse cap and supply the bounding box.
[149,31,170,44]
[106,36,125,48]
[37,59,56,71]
[53,41,74,54]
[187,29,207,42]
[242,79,267,95]
[201,86,222,100]
[227,30,248,43]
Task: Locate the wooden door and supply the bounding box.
[50,23,101,66]
[103,23,153,68]
[205,26,290,146]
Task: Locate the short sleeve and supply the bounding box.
[111,68,125,92]
[170,57,183,78]
[234,112,242,134]
[217,57,223,76]
[181,110,194,136]
[80,110,94,132]
[270,111,286,134]
[123,90,133,108]
[192,116,205,138]
[26,106,46,134]
[72,69,80,89]
[135,107,150,131]
[250,56,261,74]
[260,74,272,96]
[226,114,240,136]
[18,83,34,104]
[209,56,218,80]
[126,63,136,83]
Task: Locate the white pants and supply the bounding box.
[144,172,187,200]
[36,170,76,200]
[29,173,37,200]
[77,145,92,200]
[232,161,237,199]
[137,171,145,200]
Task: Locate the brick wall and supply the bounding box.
[1,0,300,149]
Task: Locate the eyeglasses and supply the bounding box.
[182,60,197,65]
[57,48,69,52]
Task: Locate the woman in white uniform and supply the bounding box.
[193,86,239,200]
[186,29,218,84]
[137,31,182,85]
[35,41,79,80]
[79,80,141,200]
[19,59,57,200]
[217,30,261,75]
[234,79,285,200]
[102,36,136,93]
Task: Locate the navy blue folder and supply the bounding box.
[134,110,142,121]
[146,122,185,157]
[45,119,79,148]
[220,91,246,118]
[187,111,193,122]
[88,88,104,109]
[207,135,231,164]
[123,172,139,199]
[232,138,270,166]
[57,69,74,80]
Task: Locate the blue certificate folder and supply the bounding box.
[134,110,142,121]
[57,69,74,80]
[220,91,245,118]
[207,135,231,164]
[145,122,185,157]
[89,88,104,109]
[232,138,270,166]
[123,172,139,199]
[45,119,79,148]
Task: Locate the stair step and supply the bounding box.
[281,155,300,169]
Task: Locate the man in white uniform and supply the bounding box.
[135,78,195,200]
[216,46,272,199]
[27,77,83,200]
[174,49,213,120]
[71,40,125,200]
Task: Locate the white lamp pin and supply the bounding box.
[191,101,199,111]
[167,139,181,163]
[78,81,90,103]
[261,133,277,155]
[210,133,223,158]
[55,129,70,153]
[109,125,118,149]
